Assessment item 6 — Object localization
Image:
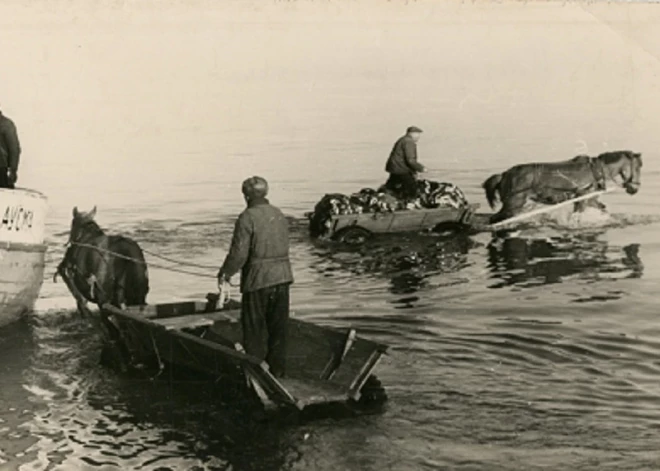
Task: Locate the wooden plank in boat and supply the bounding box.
[209,314,387,392]
[153,311,237,330]
[122,301,207,319]
[278,378,348,408]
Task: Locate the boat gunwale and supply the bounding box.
[0,187,48,200]
[102,304,267,366]
[329,202,481,223]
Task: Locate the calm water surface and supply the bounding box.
[2,1,660,470]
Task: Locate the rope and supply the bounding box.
[66,242,304,289]
[68,242,219,279]
[149,329,165,379]
[139,247,219,270]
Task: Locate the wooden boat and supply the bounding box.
[314,188,615,243]
[102,299,389,411]
[0,188,48,327]
[314,203,485,244]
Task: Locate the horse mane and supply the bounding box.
[78,218,105,237]
[597,150,636,164]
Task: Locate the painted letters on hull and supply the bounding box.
[0,188,47,245]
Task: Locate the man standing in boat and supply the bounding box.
[384,126,426,200]
[217,176,294,378]
[0,109,21,189]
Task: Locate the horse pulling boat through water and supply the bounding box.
[55,206,390,414]
[306,151,643,243]
[0,188,48,326]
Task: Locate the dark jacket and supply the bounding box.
[385,135,424,175]
[0,113,21,171]
[220,197,294,293]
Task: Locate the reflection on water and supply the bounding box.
[7,313,307,471]
[487,233,644,290]
[306,228,646,307]
[309,233,479,308]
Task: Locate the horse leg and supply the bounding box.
[94,279,131,373]
[573,200,587,213]
[115,277,128,310]
[584,197,607,211]
[111,261,129,310]
[490,192,528,224]
[574,193,606,213]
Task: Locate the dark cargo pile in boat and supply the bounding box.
[308,180,468,237]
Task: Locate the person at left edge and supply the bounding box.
[217,176,294,378]
[0,108,21,189]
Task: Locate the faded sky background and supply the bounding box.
[1,0,659,221]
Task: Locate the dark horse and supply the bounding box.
[482,150,642,224]
[54,206,149,369]
[55,206,149,310]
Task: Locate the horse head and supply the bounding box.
[68,205,100,244]
[599,151,642,195]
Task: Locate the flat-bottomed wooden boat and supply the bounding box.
[103,300,389,411]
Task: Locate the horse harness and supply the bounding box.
[535,157,606,197]
[588,157,607,191]
[61,224,117,302]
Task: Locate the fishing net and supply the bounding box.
[308,179,468,238]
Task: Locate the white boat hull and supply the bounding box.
[0,188,48,326]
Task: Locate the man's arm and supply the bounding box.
[1,120,21,172]
[403,140,424,173]
[218,213,252,280]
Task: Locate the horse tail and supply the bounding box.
[482,173,503,209]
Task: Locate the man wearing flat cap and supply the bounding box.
[384,126,426,200]
[218,176,294,378]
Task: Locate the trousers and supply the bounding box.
[385,173,418,200]
[241,283,290,377]
[0,168,13,189]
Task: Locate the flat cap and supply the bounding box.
[242,176,269,199]
[407,126,423,133]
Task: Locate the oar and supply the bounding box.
[488,187,616,231]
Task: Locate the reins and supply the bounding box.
[63,241,314,291]
[67,241,221,280]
